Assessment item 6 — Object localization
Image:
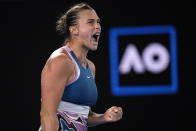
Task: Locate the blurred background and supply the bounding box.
[1,0,193,131]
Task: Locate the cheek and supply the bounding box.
[79,25,93,38]
[80,30,92,39]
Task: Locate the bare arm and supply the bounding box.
[40,54,74,131]
[87,107,123,127]
[87,60,123,127]
[87,109,105,127]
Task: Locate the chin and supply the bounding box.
[90,45,98,51]
[91,47,98,51]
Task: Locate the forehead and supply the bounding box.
[78,9,99,20]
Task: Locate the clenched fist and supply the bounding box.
[103,106,123,122]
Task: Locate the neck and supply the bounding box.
[66,40,88,65]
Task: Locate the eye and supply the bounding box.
[88,20,94,24]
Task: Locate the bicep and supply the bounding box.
[41,56,73,113]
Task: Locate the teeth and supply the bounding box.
[93,32,100,36]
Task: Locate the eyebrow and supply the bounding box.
[87,19,100,22]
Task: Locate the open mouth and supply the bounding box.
[92,34,100,42]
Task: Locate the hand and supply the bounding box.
[103,106,123,122]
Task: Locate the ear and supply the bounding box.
[69,26,79,36]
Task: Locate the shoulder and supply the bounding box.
[42,48,74,76]
[87,59,96,76]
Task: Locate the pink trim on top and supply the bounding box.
[62,46,80,86]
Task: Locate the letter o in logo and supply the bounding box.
[142,42,170,73]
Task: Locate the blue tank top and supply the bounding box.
[61,46,98,107]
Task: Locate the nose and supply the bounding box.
[95,22,101,31]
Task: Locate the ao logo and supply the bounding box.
[109,26,178,96]
[119,43,170,74]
